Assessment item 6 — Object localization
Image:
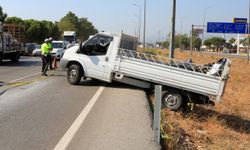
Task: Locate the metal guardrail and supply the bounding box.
[117,49,224,78]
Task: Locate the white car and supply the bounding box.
[32,45,41,56]
[51,41,66,60]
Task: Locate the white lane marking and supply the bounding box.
[9,72,41,83]
[53,86,105,150]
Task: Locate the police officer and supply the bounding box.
[41,38,51,76]
[48,37,54,70]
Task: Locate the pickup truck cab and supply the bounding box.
[60,32,137,82]
[60,31,231,110]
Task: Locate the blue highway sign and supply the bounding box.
[207,22,247,34]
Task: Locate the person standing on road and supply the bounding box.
[41,39,51,76]
[48,37,54,70]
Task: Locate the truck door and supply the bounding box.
[78,34,113,81]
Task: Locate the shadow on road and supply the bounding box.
[77,79,105,87]
[76,79,143,91]
[106,81,142,90]
[0,59,41,67]
[0,81,5,87]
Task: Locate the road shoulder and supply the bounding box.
[67,85,161,150]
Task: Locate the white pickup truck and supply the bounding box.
[60,31,231,110]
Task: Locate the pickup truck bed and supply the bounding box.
[113,49,231,102]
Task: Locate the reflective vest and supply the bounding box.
[48,43,53,50]
[41,43,50,55]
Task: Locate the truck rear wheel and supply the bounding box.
[162,90,183,111]
[11,53,20,63]
[67,64,83,85]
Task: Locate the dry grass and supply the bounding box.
[150,49,250,150]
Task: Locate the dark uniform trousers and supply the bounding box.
[41,54,51,74]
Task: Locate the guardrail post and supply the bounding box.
[153,85,162,144]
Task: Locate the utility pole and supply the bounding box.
[143,0,147,51]
[201,7,211,54]
[169,0,176,59]
[133,4,142,43]
[248,0,250,63]
[179,17,184,52]
[190,24,194,56]
[138,12,141,43]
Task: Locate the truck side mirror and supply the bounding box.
[78,42,85,53]
[79,42,83,49]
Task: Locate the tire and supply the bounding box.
[162,90,183,111]
[11,53,20,63]
[67,64,83,85]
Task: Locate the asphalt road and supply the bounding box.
[0,57,102,149]
[0,56,42,83]
[0,56,159,150]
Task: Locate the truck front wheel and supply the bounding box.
[67,64,83,85]
[162,91,183,111]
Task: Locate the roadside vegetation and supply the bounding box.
[0,6,97,44]
[147,49,250,150]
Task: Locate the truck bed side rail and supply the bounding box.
[117,49,230,79]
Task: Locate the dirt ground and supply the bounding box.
[157,50,250,150]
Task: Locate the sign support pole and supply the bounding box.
[153,85,162,144]
[237,33,240,54]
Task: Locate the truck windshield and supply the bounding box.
[52,43,63,48]
[64,36,75,42]
[80,34,113,55]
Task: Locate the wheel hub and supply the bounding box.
[165,94,177,106]
[69,69,77,80]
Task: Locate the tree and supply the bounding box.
[0,6,7,23]
[190,28,202,51]
[226,37,236,51]
[193,38,202,50]
[203,39,212,48]
[23,19,61,43]
[58,11,79,33]
[58,11,98,41]
[240,38,247,46]
[5,16,24,25]
[228,37,236,45]
[2,10,97,43]
[175,34,190,50]
[204,37,226,52]
[240,37,250,46]
[161,41,169,49]
[24,19,42,43]
[77,17,97,41]
[49,22,61,40]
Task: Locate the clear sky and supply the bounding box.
[1,0,249,42]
